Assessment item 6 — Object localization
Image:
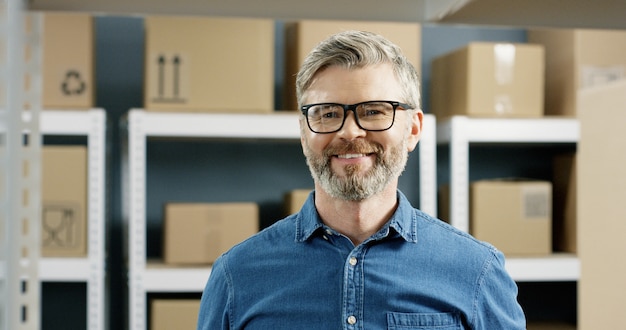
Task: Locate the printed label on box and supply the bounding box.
[59,69,88,97]
[522,188,550,219]
[581,66,625,88]
[147,52,190,105]
[42,203,82,249]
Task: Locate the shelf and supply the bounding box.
[28,0,626,29]
[143,261,211,292]
[126,109,301,139]
[38,109,104,135]
[39,109,107,330]
[122,109,437,330]
[437,116,579,144]
[507,254,580,282]
[39,259,91,282]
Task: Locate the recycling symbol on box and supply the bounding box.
[61,70,86,96]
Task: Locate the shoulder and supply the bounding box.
[414,209,501,261]
[220,214,298,260]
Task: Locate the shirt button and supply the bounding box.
[349,257,357,266]
[347,315,357,325]
[325,229,333,235]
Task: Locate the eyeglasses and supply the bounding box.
[300,100,413,134]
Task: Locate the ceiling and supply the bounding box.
[28,0,626,30]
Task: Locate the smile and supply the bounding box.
[337,153,368,159]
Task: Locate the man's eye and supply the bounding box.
[318,107,341,118]
[321,111,340,118]
[364,109,384,116]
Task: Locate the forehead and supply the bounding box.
[303,63,402,104]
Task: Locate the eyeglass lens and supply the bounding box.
[306,101,396,133]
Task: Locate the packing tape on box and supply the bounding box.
[494,43,516,85]
[494,43,516,115]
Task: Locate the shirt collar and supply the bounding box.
[294,190,418,243]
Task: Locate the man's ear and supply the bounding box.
[406,110,423,152]
[299,118,308,155]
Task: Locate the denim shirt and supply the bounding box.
[197,191,526,329]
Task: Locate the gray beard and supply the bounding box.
[304,138,408,201]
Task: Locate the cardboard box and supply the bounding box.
[163,202,259,265]
[284,20,421,110]
[578,79,626,329]
[42,13,95,109]
[41,146,88,257]
[283,189,312,215]
[528,29,626,116]
[144,16,274,113]
[470,179,552,256]
[150,299,200,330]
[552,153,576,253]
[431,42,544,118]
[437,184,451,223]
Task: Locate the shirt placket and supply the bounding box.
[342,247,364,330]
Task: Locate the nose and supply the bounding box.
[336,111,366,139]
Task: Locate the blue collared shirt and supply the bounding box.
[197,191,526,329]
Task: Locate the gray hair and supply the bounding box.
[295,30,421,111]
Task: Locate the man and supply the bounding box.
[197,30,526,329]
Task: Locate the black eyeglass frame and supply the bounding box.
[300,100,413,134]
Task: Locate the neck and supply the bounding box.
[314,183,398,246]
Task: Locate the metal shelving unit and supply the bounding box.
[1,3,42,329]
[2,2,107,326]
[437,115,580,282]
[39,109,107,330]
[121,109,436,330]
[4,0,619,328]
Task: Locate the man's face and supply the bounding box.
[300,63,422,201]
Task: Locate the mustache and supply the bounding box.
[323,140,384,157]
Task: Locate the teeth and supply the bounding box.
[338,153,365,159]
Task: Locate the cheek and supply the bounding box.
[302,132,331,154]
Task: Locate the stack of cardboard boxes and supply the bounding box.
[41,146,88,257]
[431,28,626,259]
[431,42,545,118]
[150,299,200,330]
[283,20,421,111]
[283,189,312,216]
[577,78,626,329]
[141,17,422,113]
[528,29,626,117]
[42,13,95,109]
[162,202,259,265]
[40,12,94,258]
[143,16,274,113]
[431,40,552,256]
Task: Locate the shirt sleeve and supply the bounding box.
[471,250,527,329]
[197,256,231,330]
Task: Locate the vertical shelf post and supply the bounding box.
[448,116,470,232]
[127,110,148,330]
[86,109,107,330]
[1,1,42,329]
[419,114,437,217]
